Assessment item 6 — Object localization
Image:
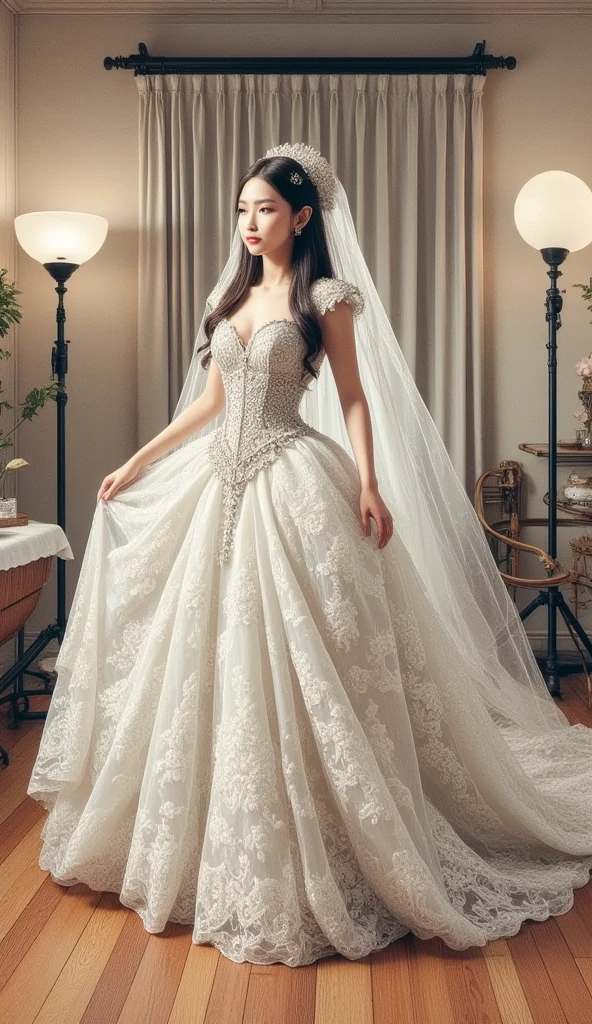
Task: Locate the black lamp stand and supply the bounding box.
[0,261,78,765]
[519,248,592,697]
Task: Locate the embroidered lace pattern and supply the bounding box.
[206,277,365,564]
[26,273,592,969]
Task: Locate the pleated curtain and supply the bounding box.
[137,72,485,487]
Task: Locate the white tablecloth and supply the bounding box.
[0,519,74,571]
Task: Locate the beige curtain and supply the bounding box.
[137,72,484,486]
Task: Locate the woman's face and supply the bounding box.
[237,175,311,256]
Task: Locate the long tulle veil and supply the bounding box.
[169,148,570,739]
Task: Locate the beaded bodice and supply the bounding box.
[211,317,322,449]
[206,276,365,564]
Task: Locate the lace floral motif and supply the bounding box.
[26,273,592,969]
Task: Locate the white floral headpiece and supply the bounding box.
[264,142,338,211]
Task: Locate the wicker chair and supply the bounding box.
[474,460,572,592]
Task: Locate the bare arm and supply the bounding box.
[131,358,226,470]
[319,302,377,488]
[319,301,393,549]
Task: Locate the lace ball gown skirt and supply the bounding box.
[26,425,592,967]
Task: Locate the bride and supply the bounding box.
[27,142,592,968]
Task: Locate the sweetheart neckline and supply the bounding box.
[220,317,300,353]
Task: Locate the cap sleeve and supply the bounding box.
[310,277,365,320]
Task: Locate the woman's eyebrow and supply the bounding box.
[237,198,278,204]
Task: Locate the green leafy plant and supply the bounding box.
[573,277,592,324]
[0,268,63,500]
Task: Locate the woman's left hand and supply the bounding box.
[359,485,394,550]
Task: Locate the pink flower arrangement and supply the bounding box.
[575,354,592,378]
[573,409,589,423]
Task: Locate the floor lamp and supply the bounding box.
[514,170,592,697]
[6,211,108,725]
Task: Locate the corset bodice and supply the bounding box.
[206,276,365,564]
[210,316,324,456]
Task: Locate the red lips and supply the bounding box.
[246,236,261,242]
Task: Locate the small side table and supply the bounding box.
[0,518,73,766]
[518,441,592,465]
[519,442,592,524]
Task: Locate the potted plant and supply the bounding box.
[573,277,592,323]
[0,267,62,520]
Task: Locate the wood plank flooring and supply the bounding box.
[1,675,591,1024]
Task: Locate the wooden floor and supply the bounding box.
[1,675,592,1024]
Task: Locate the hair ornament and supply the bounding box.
[264,142,338,211]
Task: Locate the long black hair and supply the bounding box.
[197,154,336,379]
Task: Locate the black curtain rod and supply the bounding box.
[104,41,516,77]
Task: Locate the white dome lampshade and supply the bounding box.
[514,171,592,253]
[14,211,108,265]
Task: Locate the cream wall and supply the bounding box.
[12,13,592,646]
[0,1,17,675]
[0,3,17,506]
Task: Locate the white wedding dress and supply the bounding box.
[28,276,592,967]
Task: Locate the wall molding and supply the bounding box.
[7,0,592,15]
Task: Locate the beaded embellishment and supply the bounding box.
[264,143,338,211]
[206,277,365,565]
[309,277,365,320]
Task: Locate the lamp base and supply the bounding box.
[533,649,591,676]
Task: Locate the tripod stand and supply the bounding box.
[519,247,592,697]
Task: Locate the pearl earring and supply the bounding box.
[294,226,302,236]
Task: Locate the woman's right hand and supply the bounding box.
[98,459,143,502]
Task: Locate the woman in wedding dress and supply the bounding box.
[27,142,592,968]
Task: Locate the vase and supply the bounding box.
[578,377,592,437]
[562,470,592,506]
[0,497,17,519]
